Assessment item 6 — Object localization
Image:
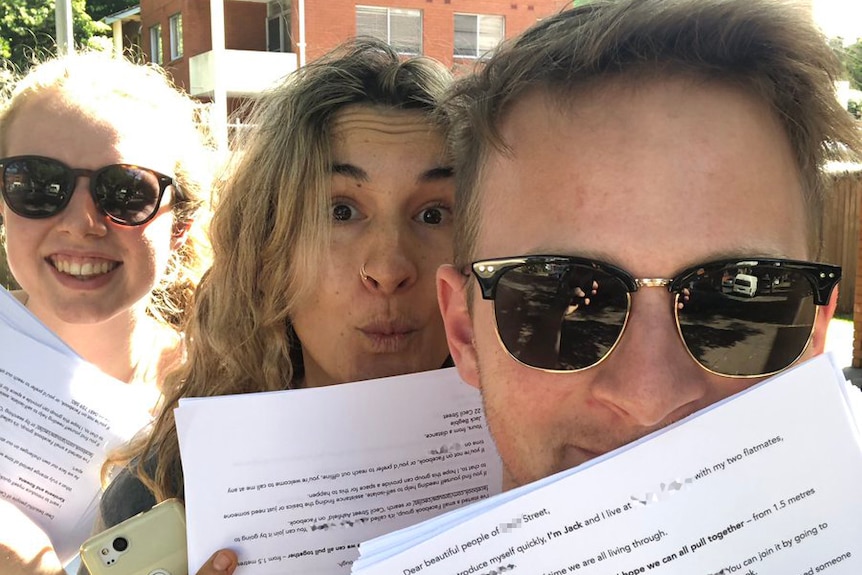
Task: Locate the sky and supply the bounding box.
[812,0,862,43]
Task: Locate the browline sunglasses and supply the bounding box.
[0,155,180,226]
[471,256,841,378]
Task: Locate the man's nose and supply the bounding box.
[589,289,711,428]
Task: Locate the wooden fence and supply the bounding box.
[822,170,862,315]
[820,169,862,366]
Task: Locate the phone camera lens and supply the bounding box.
[112,537,129,552]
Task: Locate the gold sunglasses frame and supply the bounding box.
[471,256,841,378]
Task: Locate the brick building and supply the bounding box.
[109,0,569,146]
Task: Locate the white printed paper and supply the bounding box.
[0,289,154,563]
[175,368,503,574]
[354,354,862,575]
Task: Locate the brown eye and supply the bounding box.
[422,207,443,224]
[332,203,355,221]
[415,204,451,225]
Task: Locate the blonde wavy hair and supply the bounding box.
[0,51,215,383]
[108,38,453,499]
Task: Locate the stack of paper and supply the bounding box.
[0,288,154,563]
[175,368,503,574]
[352,354,862,575]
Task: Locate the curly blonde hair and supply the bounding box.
[107,38,453,500]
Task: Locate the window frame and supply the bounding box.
[356,5,422,55]
[453,13,505,59]
[149,23,163,65]
[266,0,291,52]
[169,13,183,60]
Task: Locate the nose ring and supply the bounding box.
[360,263,371,282]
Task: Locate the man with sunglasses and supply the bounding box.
[437,0,861,491]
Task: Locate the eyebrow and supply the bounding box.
[331,163,454,184]
[421,166,454,182]
[331,163,368,181]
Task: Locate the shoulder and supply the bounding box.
[99,465,157,528]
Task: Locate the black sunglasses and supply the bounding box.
[0,155,179,226]
[471,256,841,378]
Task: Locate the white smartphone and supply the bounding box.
[80,498,188,575]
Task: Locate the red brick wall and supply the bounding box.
[141,0,267,91]
[140,0,184,87]
[140,0,570,88]
[226,1,267,51]
[298,0,568,66]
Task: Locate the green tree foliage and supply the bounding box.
[0,257,17,290]
[0,0,115,72]
[831,37,862,91]
[87,0,136,23]
[845,41,862,91]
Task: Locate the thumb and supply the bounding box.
[197,549,237,575]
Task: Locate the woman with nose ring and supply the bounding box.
[86,38,455,575]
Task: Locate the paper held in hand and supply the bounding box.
[353,353,862,575]
[0,288,155,563]
[175,367,503,574]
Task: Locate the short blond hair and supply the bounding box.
[446,0,861,267]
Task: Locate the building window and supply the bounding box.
[454,13,505,58]
[149,23,163,64]
[169,14,183,60]
[267,1,292,52]
[356,6,422,55]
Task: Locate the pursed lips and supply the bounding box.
[357,318,420,350]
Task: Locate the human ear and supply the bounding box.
[170,218,192,250]
[809,285,838,355]
[437,264,480,389]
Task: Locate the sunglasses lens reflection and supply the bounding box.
[493,263,629,370]
[2,158,72,218]
[1,157,162,225]
[492,263,818,377]
[94,165,162,225]
[677,267,816,376]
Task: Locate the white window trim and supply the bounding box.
[169,13,183,60]
[149,24,163,65]
[454,13,505,59]
[356,5,422,55]
[267,1,291,52]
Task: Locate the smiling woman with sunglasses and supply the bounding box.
[0,52,213,574]
[0,53,212,385]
